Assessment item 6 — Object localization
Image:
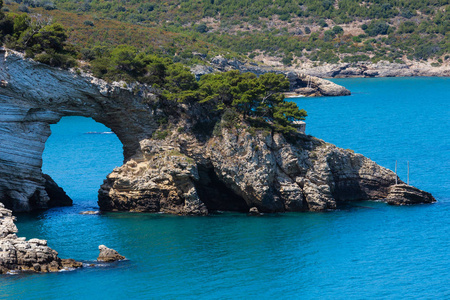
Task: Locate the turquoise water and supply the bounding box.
[1,78,449,299]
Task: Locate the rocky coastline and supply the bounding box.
[0,203,82,274]
[0,47,437,274]
[193,56,450,80]
[98,121,435,214]
[0,48,435,216]
[294,61,450,78]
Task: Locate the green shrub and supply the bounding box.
[153,130,170,140]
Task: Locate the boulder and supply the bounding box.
[0,203,82,274]
[248,207,261,216]
[97,245,125,262]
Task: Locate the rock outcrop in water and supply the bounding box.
[0,203,82,274]
[99,122,435,214]
[0,48,435,216]
[97,245,125,262]
[0,48,158,212]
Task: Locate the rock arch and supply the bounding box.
[0,49,436,214]
[0,49,157,211]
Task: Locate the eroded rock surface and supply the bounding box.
[386,184,436,206]
[98,118,436,214]
[0,203,82,274]
[0,48,158,212]
[97,245,125,262]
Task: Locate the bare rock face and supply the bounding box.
[0,203,82,274]
[99,121,435,214]
[0,48,158,212]
[386,184,436,205]
[98,140,208,215]
[97,245,125,262]
[286,72,351,96]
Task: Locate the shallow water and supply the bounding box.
[1,78,449,299]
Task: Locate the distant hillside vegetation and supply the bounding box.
[2,0,449,66]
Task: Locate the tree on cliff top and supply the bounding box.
[199,71,307,134]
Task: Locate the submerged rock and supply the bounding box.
[79,211,100,215]
[0,203,82,274]
[248,207,261,216]
[97,245,125,262]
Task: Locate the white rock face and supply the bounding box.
[0,48,158,211]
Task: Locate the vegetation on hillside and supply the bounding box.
[2,0,446,66]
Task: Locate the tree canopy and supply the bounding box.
[199,71,307,134]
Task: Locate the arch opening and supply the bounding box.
[42,116,123,209]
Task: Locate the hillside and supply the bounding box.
[2,0,448,68]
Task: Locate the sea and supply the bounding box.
[0,78,449,299]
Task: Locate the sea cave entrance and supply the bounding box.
[42,116,123,209]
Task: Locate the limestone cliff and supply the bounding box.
[0,48,435,216]
[0,48,158,212]
[99,119,435,214]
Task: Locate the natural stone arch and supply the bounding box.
[0,49,436,214]
[0,49,157,211]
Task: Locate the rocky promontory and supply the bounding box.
[194,55,450,80]
[99,117,435,214]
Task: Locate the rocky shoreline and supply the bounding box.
[99,122,435,214]
[294,61,450,78]
[0,48,437,274]
[193,56,450,80]
[0,48,435,215]
[0,203,82,274]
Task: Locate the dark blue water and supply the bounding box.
[1,78,449,299]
